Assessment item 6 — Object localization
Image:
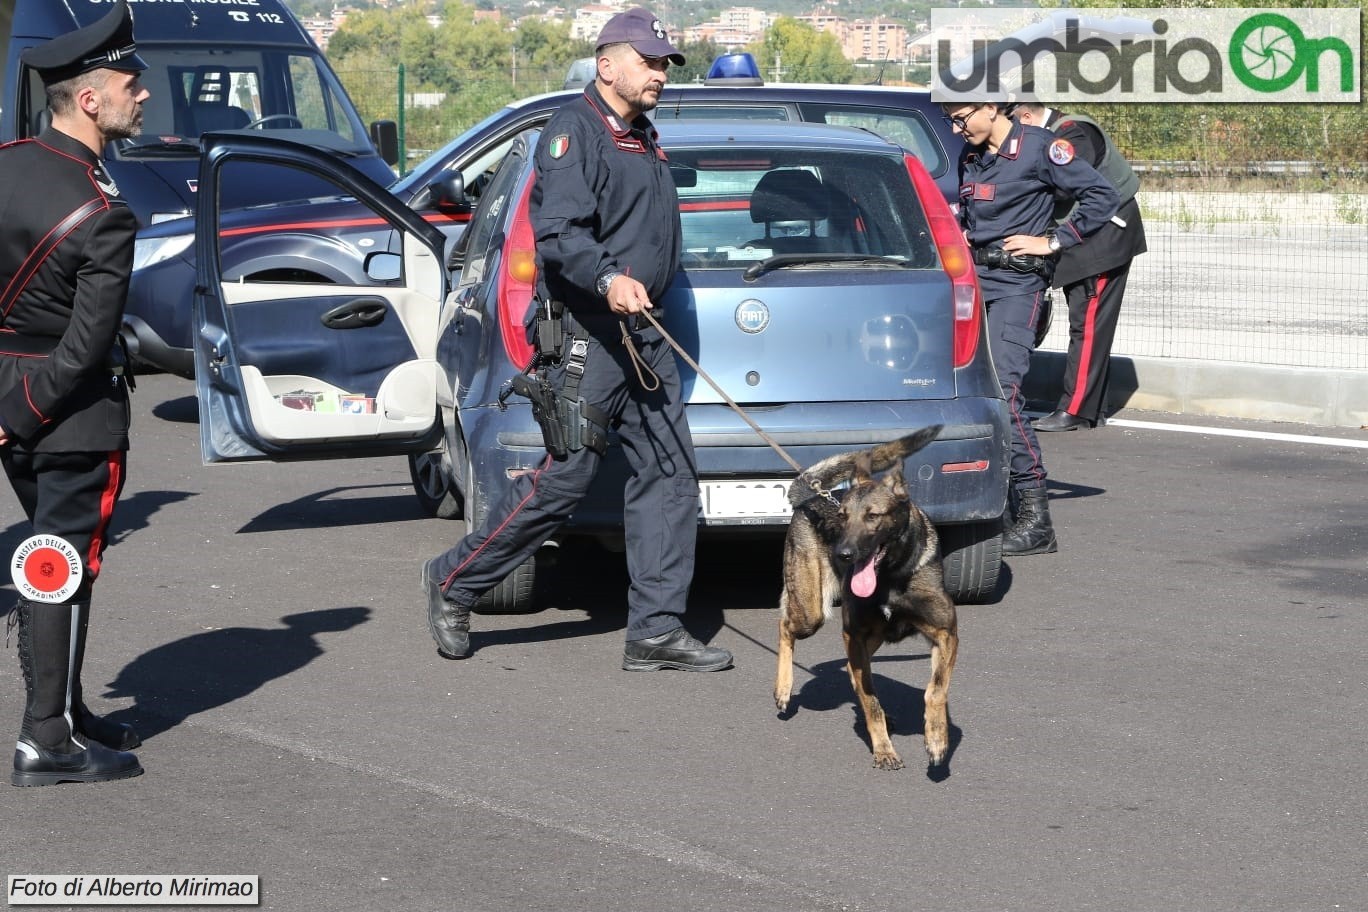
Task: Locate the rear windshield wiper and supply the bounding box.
[742,253,910,282]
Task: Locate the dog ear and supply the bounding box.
[884,463,908,499]
[853,450,873,483]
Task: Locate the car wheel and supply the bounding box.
[409,441,463,520]
[471,550,546,614]
[939,519,1002,604]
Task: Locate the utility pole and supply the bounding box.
[771,52,783,82]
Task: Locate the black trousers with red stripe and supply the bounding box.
[1056,263,1132,424]
[3,449,126,600]
[985,290,1049,492]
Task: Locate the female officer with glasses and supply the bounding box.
[941,100,1118,556]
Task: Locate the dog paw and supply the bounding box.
[872,752,905,771]
[773,690,790,713]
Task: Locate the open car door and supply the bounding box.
[193,134,447,464]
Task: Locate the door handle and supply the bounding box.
[320,298,388,330]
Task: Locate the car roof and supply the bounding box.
[651,119,907,153]
[507,81,937,113]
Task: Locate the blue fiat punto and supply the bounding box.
[190,122,1008,611]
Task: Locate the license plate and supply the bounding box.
[699,479,793,525]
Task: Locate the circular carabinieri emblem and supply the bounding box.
[1048,138,1075,165]
[11,534,83,603]
[651,19,666,39]
[548,134,571,159]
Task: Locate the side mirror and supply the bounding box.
[669,165,698,188]
[428,171,470,214]
[364,251,402,283]
[370,120,399,167]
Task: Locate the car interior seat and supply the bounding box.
[746,169,836,254]
[188,101,251,134]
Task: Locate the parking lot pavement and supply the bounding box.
[1,374,1365,912]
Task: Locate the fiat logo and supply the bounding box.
[735,299,770,334]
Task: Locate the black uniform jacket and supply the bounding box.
[957,120,1118,300]
[1049,117,1148,288]
[530,82,682,312]
[0,128,134,452]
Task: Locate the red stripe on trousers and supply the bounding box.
[1068,273,1109,416]
[86,451,124,579]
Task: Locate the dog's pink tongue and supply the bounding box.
[851,554,879,598]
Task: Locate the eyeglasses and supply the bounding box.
[944,106,982,131]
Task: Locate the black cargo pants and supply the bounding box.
[431,314,699,641]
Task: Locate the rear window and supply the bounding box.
[669,148,938,270]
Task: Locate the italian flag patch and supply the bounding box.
[549,134,570,159]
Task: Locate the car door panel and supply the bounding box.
[194,134,447,463]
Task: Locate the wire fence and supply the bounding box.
[336,65,1368,373]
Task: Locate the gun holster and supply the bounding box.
[507,303,608,459]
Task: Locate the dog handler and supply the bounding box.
[0,1,149,785]
[422,8,732,672]
[942,99,1118,555]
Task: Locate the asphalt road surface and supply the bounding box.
[2,374,1364,912]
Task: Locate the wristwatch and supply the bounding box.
[1046,233,1062,253]
[595,271,622,297]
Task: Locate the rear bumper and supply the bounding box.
[461,397,1010,533]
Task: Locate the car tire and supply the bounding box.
[939,519,1002,604]
[471,549,547,614]
[409,440,463,520]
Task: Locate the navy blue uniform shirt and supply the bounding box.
[957,120,1118,298]
[531,82,681,312]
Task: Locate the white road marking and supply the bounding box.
[1105,418,1368,449]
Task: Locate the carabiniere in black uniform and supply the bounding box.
[1,0,146,787]
[955,117,1117,554]
[424,80,705,652]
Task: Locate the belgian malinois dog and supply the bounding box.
[774,426,959,771]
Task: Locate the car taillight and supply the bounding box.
[905,154,982,369]
[498,176,539,370]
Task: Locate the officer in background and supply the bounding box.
[1008,101,1148,432]
[0,1,149,785]
[422,8,732,673]
[942,99,1118,556]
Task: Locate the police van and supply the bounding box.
[0,0,397,229]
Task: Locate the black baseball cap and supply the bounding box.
[21,1,147,85]
[595,8,685,66]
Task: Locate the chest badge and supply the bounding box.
[1048,138,1076,165]
[548,134,570,159]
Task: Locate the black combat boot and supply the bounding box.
[1002,487,1059,556]
[11,602,143,787]
[423,559,471,659]
[69,602,141,750]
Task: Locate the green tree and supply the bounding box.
[746,18,855,84]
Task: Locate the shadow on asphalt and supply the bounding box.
[780,655,963,781]
[99,606,371,741]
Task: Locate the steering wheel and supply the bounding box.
[244,114,304,130]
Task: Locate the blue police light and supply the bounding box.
[705,53,764,86]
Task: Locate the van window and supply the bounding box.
[795,103,948,178]
[111,47,366,149]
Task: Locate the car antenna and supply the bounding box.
[866,51,889,86]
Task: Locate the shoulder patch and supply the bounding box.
[548,134,571,159]
[1048,138,1075,165]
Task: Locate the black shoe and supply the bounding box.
[76,707,141,751]
[1033,409,1094,432]
[12,737,143,787]
[423,559,471,659]
[623,628,733,672]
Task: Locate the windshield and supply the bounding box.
[114,45,371,154]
